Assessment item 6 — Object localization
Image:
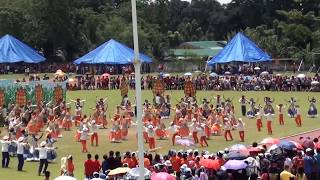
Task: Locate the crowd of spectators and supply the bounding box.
[78,136,320,180]
[66,73,320,92]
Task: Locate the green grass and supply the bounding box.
[0,89,319,179]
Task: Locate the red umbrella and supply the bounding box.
[248,147,262,153]
[261,137,280,145]
[151,172,175,180]
[101,73,110,77]
[199,159,221,170]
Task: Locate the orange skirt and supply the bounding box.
[179,127,190,137]
[211,124,221,134]
[63,120,72,129]
[121,129,128,137]
[155,129,168,138]
[110,130,122,141]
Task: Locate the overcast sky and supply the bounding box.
[182,0,232,4]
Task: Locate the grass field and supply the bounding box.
[0,89,319,180]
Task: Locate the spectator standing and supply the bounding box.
[84,154,95,179]
[304,148,316,180]
[93,154,101,173]
[106,151,116,170]
[0,136,10,168]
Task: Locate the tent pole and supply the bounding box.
[131,0,145,179]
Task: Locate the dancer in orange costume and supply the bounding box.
[89,120,101,146]
[189,119,199,144]
[256,108,263,132]
[295,105,302,127]
[236,118,245,142]
[71,98,85,126]
[223,119,233,141]
[276,104,285,125]
[110,117,121,143]
[197,124,208,147]
[62,107,72,130]
[265,113,273,135]
[168,122,180,146]
[146,125,156,149]
[120,115,130,140]
[79,126,91,153]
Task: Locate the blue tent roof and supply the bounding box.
[74,39,152,65]
[0,34,45,63]
[208,32,271,65]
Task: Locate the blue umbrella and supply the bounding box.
[210,72,218,77]
[227,151,248,160]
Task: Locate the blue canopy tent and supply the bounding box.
[74,39,152,65]
[0,34,45,63]
[207,32,271,65]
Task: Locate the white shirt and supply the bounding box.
[189,123,198,132]
[90,123,101,133]
[197,127,205,137]
[36,147,48,159]
[80,131,89,140]
[168,125,179,133]
[155,96,160,104]
[265,113,273,121]
[16,142,25,155]
[237,123,245,131]
[146,128,155,138]
[0,140,10,152]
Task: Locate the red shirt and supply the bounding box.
[84,159,95,177]
[170,156,181,172]
[93,160,101,173]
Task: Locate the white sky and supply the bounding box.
[182,0,232,4]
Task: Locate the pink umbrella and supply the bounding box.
[261,137,280,145]
[229,144,249,156]
[151,172,175,180]
[176,138,195,147]
[101,73,110,77]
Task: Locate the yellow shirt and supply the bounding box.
[280,170,294,180]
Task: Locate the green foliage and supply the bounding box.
[0,0,320,62]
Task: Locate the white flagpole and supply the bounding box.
[131,0,145,179]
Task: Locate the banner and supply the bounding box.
[0,80,66,106]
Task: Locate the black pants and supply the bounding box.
[241,105,246,116]
[17,154,24,171]
[38,159,48,175]
[2,152,9,168]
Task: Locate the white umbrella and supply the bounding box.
[163,73,170,77]
[254,67,261,70]
[54,176,77,180]
[210,72,218,77]
[311,81,319,85]
[260,71,269,76]
[224,71,231,75]
[184,72,192,76]
[127,167,151,179]
[297,74,306,78]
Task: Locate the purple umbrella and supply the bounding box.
[223,160,248,170]
[176,138,195,147]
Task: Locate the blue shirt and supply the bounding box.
[303,155,315,174]
[314,154,320,172]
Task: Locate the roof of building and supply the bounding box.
[169,41,226,58]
